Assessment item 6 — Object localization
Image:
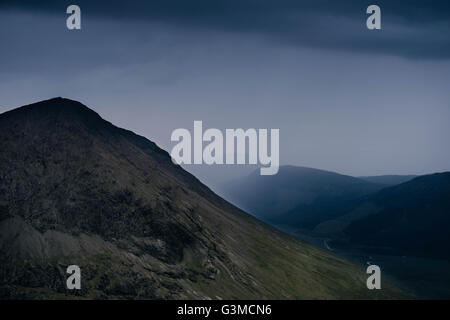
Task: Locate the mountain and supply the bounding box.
[358,175,418,186]
[0,98,405,299]
[220,166,384,230]
[343,173,450,259]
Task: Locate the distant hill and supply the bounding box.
[221,166,384,230]
[343,173,450,260]
[222,166,450,261]
[358,175,418,186]
[0,98,403,299]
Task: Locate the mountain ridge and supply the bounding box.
[0,98,406,299]
[358,175,418,186]
[343,172,450,259]
[220,165,385,229]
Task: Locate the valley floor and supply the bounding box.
[274,225,450,299]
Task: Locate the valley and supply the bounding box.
[0,98,407,299]
[222,166,450,299]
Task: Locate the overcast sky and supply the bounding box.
[0,1,449,189]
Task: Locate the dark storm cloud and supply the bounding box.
[1,0,449,59]
[1,1,450,183]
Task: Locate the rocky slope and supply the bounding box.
[0,98,406,299]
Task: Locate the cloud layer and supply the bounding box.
[1,0,450,59]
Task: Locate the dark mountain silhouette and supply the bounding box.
[358,175,418,186]
[0,98,405,299]
[221,166,384,230]
[343,173,450,260]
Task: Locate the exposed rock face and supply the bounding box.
[0,98,406,299]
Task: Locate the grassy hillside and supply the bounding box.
[0,98,407,299]
[345,173,450,259]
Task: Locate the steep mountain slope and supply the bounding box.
[221,166,384,230]
[0,98,405,299]
[343,173,450,259]
[358,175,417,186]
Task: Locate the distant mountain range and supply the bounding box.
[222,166,450,260]
[0,98,404,299]
[344,173,450,259]
[221,166,385,229]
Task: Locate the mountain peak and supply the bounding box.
[0,98,108,135]
[0,98,406,299]
[1,97,102,122]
